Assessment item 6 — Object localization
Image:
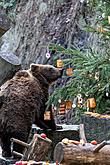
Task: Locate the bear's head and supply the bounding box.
[30,64,63,84]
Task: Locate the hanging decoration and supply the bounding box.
[44,111,51,120]
[87,98,96,109]
[72,97,77,108]
[106,92,109,97]
[58,99,62,103]
[77,94,83,108]
[57,59,63,68]
[108,16,110,24]
[46,52,51,59]
[95,72,99,80]
[46,47,51,59]
[59,102,66,115]
[66,68,73,76]
[106,84,109,97]
[66,100,72,110]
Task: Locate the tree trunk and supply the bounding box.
[54,141,110,165]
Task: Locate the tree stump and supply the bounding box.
[11,133,52,162]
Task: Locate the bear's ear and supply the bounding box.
[30,63,39,72]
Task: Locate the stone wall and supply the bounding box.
[55,109,110,143]
[81,114,110,143]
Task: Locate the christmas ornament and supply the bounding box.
[66,100,72,110]
[54,106,57,111]
[72,103,76,108]
[102,13,105,18]
[44,111,51,120]
[46,52,51,59]
[46,46,51,59]
[95,72,99,80]
[106,84,109,97]
[66,68,73,76]
[57,59,63,68]
[106,92,109,97]
[87,98,96,109]
[77,94,83,108]
[59,102,66,115]
[108,16,110,24]
[58,99,62,103]
[72,97,78,108]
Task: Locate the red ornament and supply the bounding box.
[41,133,46,139]
[91,140,97,145]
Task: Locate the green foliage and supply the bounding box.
[48,44,110,113]
[47,0,110,114]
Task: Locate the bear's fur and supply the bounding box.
[0,64,62,157]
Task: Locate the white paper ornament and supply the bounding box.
[46,52,51,59]
[72,103,76,108]
[106,92,109,97]
[54,106,57,110]
[58,99,62,103]
[102,13,105,18]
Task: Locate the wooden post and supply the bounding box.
[79,124,87,146]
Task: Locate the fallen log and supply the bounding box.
[54,140,110,165]
[54,124,110,165]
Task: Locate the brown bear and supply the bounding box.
[0,64,63,157]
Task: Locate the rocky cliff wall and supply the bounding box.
[0,0,91,69]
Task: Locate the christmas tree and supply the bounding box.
[47,0,110,114]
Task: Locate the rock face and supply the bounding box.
[0,8,10,37]
[81,115,110,142]
[0,52,21,85]
[0,0,85,69]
